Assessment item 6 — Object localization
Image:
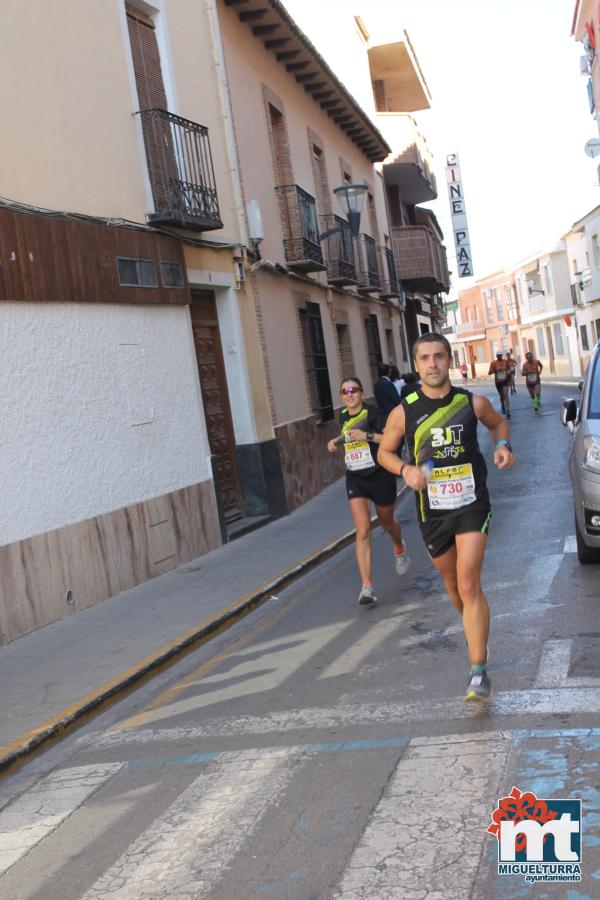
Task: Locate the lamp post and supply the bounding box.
[319,183,368,240]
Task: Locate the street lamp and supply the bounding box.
[333,183,368,237]
[319,183,368,240]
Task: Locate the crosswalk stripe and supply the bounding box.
[333,733,511,898]
[0,764,122,877]
[81,748,300,899]
[535,639,572,687]
[85,685,600,749]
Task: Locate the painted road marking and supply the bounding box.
[334,732,511,899]
[0,764,122,877]
[318,603,422,679]
[535,639,572,687]
[82,748,300,899]
[535,638,600,690]
[86,686,600,748]
[564,534,577,553]
[119,619,356,730]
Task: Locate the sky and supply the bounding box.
[281,0,598,296]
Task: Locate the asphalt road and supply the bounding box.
[1,381,599,899]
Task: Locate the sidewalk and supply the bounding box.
[0,477,404,773]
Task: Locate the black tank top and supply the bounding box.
[402,386,489,522]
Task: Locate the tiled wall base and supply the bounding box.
[276,414,344,512]
[0,480,221,644]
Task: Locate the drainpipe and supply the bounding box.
[204,0,249,247]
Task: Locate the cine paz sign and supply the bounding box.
[446,153,473,278]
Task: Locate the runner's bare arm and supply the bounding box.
[380,406,428,490]
[472,394,515,469]
[378,405,406,477]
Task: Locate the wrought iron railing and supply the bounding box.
[380,246,401,297]
[275,185,324,268]
[138,109,222,231]
[320,215,357,284]
[356,234,380,292]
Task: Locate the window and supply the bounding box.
[117,257,158,287]
[595,318,600,343]
[581,324,590,351]
[505,285,517,319]
[160,261,184,288]
[483,289,494,323]
[336,323,355,377]
[385,328,395,363]
[593,235,600,267]
[477,345,486,362]
[493,287,503,320]
[364,314,383,385]
[542,264,553,295]
[536,327,546,356]
[299,301,334,422]
[552,322,565,356]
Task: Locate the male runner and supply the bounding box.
[378,334,515,702]
[506,350,517,395]
[488,351,511,417]
[522,351,543,413]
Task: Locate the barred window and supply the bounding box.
[364,313,383,387]
[299,301,334,422]
[117,257,158,287]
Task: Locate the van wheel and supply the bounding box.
[575,514,600,564]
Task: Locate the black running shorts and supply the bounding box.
[420,505,492,558]
[495,381,508,396]
[345,468,397,507]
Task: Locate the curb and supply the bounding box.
[0,485,408,777]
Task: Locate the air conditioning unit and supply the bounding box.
[580,54,591,75]
[500,324,509,335]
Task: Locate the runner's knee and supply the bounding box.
[355,523,371,542]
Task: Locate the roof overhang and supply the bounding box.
[225,0,391,162]
[367,36,431,112]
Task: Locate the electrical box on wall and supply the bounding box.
[247,200,264,244]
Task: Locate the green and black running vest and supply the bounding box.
[402,386,489,523]
[339,403,386,476]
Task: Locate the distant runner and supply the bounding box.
[327,376,410,606]
[506,350,517,395]
[379,334,515,702]
[522,351,543,413]
[489,351,511,418]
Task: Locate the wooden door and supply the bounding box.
[190,291,243,523]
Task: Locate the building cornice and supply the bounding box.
[224,0,391,161]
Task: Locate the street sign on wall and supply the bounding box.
[446,153,473,278]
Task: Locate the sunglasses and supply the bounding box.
[341,386,362,396]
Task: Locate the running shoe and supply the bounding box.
[464,670,492,702]
[394,543,410,575]
[358,585,377,605]
[506,411,511,418]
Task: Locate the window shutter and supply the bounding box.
[126,8,168,111]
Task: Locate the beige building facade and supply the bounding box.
[0,0,449,641]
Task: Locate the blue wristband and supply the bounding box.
[496,439,509,447]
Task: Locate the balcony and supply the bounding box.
[356,234,381,294]
[138,109,222,231]
[379,246,401,298]
[380,114,437,204]
[431,302,445,322]
[455,320,485,334]
[320,215,358,286]
[276,185,326,272]
[391,225,450,293]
